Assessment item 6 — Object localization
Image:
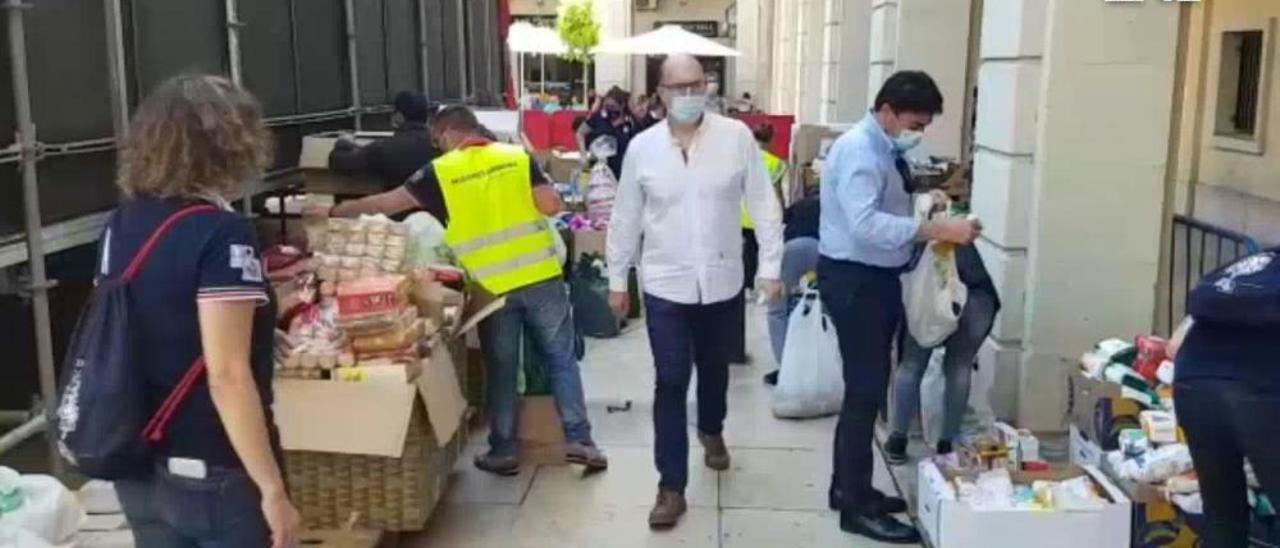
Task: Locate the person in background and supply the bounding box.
[762,187,820,386]
[631,93,660,133]
[1169,256,1280,547]
[109,75,301,548]
[731,92,756,114]
[578,86,635,180]
[329,91,439,190]
[320,106,607,476]
[705,72,727,115]
[734,125,790,364]
[819,71,980,543]
[607,55,784,530]
[884,237,1000,463]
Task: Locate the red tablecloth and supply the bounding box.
[522,110,796,159]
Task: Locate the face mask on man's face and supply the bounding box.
[668,94,707,124]
[892,129,924,152]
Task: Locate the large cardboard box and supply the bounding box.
[273,340,468,531]
[1070,423,1105,468]
[1100,454,1204,547]
[917,460,1132,548]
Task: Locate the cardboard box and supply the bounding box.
[546,151,583,184]
[917,460,1131,548]
[572,229,608,263]
[297,529,382,548]
[1068,372,1124,447]
[518,395,566,466]
[274,341,465,456]
[1100,456,1203,547]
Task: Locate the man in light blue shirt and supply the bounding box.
[818,71,980,544]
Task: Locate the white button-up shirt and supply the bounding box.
[607,113,784,305]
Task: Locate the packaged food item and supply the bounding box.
[346,230,367,245]
[381,258,403,273]
[385,244,406,261]
[1164,472,1200,494]
[1156,360,1176,385]
[1133,336,1169,383]
[340,256,361,269]
[388,222,408,236]
[328,218,356,233]
[345,243,366,257]
[1118,443,1194,483]
[366,244,386,259]
[1140,410,1179,445]
[367,231,387,246]
[1119,429,1150,457]
[338,269,359,281]
[352,319,425,354]
[385,234,407,248]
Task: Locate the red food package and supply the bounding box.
[336,274,409,319]
[1134,335,1169,384]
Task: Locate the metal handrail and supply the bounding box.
[1165,214,1261,332]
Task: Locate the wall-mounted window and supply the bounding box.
[1214,22,1275,155]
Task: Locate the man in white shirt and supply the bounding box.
[607,55,784,530]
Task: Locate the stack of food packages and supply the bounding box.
[274,215,435,382]
[929,423,1111,512]
[1080,337,1275,518]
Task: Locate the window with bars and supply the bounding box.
[1216,30,1266,139]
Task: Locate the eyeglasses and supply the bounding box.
[660,80,708,97]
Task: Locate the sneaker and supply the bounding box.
[699,433,731,471]
[648,488,688,529]
[883,433,909,466]
[473,453,520,477]
[936,439,954,456]
[566,443,609,473]
[763,370,779,386]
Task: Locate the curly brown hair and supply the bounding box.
[118,75,272,199]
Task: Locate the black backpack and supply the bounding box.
[1188,248,1280,327]
[56,204,215,479]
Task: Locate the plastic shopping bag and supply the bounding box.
[0,469,84,546]
[773,287,844,419]
[902,241,968,348]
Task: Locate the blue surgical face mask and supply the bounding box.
[893,129,924,152]
[669,94,707,124]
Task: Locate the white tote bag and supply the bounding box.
[772,287,845,419]
[901,194,968,348]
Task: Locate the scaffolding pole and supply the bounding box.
[6,0,63,477]
[104,0,129,139]
[456,0,468,100]
[417,0,430,95]
[344,0,363,131]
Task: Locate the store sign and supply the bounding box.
[655,21,719,38]
[514,15,557,27]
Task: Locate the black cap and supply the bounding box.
[394,91,430,122]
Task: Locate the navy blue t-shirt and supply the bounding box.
[1177,319,1280,389]
[98,197,278,468]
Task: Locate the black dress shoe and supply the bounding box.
[840,512,921,544]
[829,488,907,514]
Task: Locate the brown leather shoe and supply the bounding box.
[699,433,731,471]
[648,488,687,529]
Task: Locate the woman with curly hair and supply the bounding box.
[107,74,300,548]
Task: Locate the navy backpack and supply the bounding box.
[1188,248,1280,327]
[56,204,215,479]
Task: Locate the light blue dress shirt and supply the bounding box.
[818,113,921,268]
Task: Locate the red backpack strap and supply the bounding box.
[120,204,219,283]
[142,357,208,443]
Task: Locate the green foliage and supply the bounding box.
[556,0,600,64]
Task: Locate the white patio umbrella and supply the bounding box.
[594,25,741,57]
[507,22,567,97]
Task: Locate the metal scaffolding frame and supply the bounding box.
[0,0,498,467]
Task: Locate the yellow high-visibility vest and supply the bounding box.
[436,143,562,295]
[741,151,789,229]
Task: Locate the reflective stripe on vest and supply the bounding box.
[435,143,562,295]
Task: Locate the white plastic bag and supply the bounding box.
[586,162,617,226]
[902,242,968,348]
[773,287,844,418]
[0,470,84,546]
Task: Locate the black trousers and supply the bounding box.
[1177,377,1280,548]
[818,256,902,515]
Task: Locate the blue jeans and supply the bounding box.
[767,237,821,364]
[645,292,740,493]
[117,464,270,548]
[890,290,997,442]
[480,278,594,457]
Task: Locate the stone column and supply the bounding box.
[866,0,899,106]
[594,0,633,93]
[825,0,872,123]
[972,0,1180,431]
[894,0,974,159]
